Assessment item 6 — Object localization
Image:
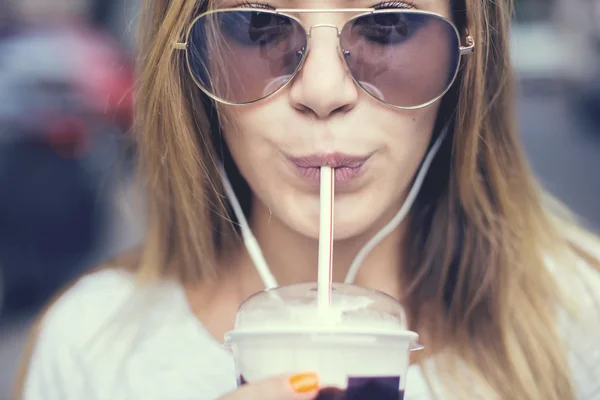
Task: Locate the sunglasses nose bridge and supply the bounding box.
[305,24,344,63]
[307,24,341,38]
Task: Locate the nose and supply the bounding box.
[288,26,359,118]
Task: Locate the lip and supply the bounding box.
[287,152,371,187]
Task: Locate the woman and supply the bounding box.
[15,0,600,399]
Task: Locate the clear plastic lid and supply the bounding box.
[225,283,419,340]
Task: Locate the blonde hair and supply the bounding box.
[14,0,600,399]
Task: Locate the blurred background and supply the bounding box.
[0,0,598,397]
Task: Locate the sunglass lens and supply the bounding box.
[340,11,461,108]
[187,10,307,104]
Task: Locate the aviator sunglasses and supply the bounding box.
[173,6,475,109]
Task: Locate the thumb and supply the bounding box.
[219,372,320,400]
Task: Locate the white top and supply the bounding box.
[22,260,600,400]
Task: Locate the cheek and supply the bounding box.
[219,107,280,192]
[374,106,439,196]
[382,105,439,161]
[221,116,257,175]
[219,98,291,158]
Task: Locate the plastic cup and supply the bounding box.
[224,283,423,399]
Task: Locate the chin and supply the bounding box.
[332,219,374,241]
[286,206,384,242]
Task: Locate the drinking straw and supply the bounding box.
[317,166,335,311]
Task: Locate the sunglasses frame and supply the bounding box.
[173,8,475,110]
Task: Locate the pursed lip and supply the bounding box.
[288,153,370,169]
[286,152,372,187]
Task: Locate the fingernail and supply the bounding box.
[289,372,319,393]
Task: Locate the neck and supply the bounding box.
[226,196,406,301]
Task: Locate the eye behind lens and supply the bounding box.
[185,9,307,105]
[215,11,295,46]
[340,11,463,109]
[349,12,416,45]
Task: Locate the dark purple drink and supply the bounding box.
[237,375,247,387]
[238,375,404,400]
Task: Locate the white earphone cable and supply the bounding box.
[218,163,278,289]
[344,125,449,283]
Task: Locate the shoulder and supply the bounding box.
[549,229,600,318]
[549,231,600,399]
[22,268,236,399]
[21,268,138,399]
[38,268,137,347]
[563,269,600,400]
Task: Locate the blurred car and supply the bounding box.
[511,0,600,124]
[0,22,135,314]
[511,0,596,86]
[551,0,600,123]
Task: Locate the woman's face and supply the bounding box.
[217,0,453,240]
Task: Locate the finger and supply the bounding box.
[219,372,320,400]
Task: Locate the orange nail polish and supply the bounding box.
[289,372,319,393]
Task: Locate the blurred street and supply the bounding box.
[1,0,599,397]
[518,92,600,234]
[0,173,145,396]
